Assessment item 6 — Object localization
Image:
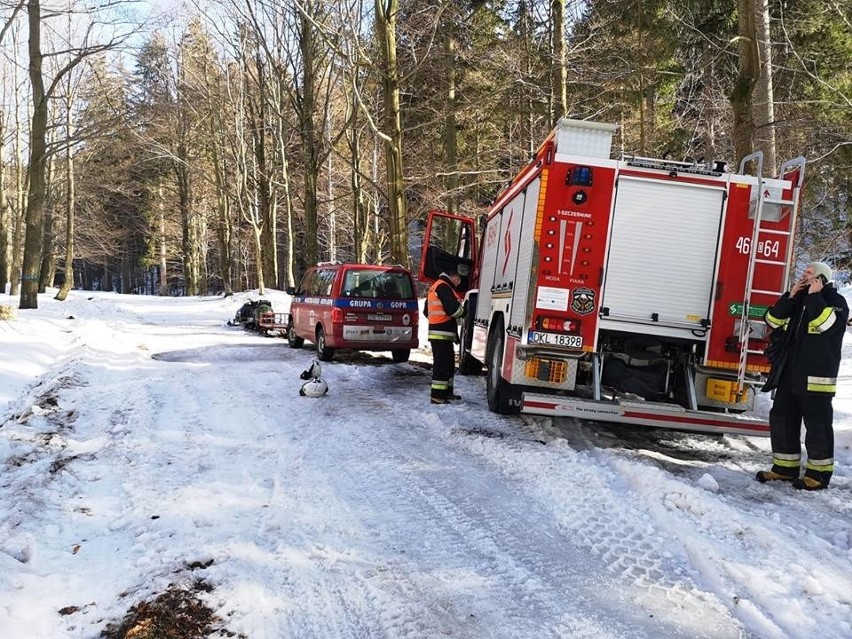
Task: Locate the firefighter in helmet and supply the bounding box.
[426,270,465,404]
[757,261,848,490]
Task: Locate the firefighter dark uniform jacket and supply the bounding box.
[426,274,465,341]
[763,282,848,395]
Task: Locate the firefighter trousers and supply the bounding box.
[429,339,455,400]
[768,365,834,482]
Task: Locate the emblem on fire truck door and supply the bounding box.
[571,288,596,315]
[502,209,514,277]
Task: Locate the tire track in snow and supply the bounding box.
[412,399,749,639]
[543,416,852,639]
[155,345,382,639]
[64,341,378,639]
[307,369,738,639]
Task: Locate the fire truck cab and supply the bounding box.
[420,118,805,436]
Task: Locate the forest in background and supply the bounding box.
[0,0,849,308]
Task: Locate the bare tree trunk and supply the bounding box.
[637,2,647,154]
[20,0,48,309]
[210,126,233,296]
[175,156,201,295]
[551,0,567,124]
[268,71,295,289]
[371,132,382,263]
[55,88,75,301]
[0,109,9,290]
[10,26,28,298]
[700,47,719,162]
[327,110,336,262]
[250,219,264,293]
[731,0,759,164]
[375,0,409,268]
[251,49,278,288]
[233,57,265,294]
[349,121,367,263]
[300,9,320,269]
[39,109,58,291]
[279,129,296,288]
[443,22,459,213]
[753,0,777,173]
[157,180,168,294]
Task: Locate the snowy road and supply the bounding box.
[1,291,850,638]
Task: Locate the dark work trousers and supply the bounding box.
[768,363,834,480]
[430,339,455,400]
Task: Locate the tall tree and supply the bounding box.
[135,33,178,294]
[19,0,131,307]
[442,6,459,213]
[0,105,10,288]
[19,0,49,309]
[731,0,759,163]
[753,0,776,174]
[375,0,409,267]
[551,0,567,123]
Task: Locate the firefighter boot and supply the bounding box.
[755,469,797,483]
[793,469,831,491]
[792,476,828,491]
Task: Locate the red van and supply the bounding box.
[285,263,420,362]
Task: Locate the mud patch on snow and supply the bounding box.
[452,426,508,439]
[100,580,242,639]
[452,425,547,445]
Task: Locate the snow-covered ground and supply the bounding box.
[0,288,850,639]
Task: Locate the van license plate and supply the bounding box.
[528,331,583,348]
[367,313,392,321]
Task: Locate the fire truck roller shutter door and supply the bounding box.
[601,177,725,338]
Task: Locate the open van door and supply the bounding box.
[418,210,478,293]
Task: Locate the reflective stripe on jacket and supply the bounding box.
[427,276,464,341]
[763,284,849,395]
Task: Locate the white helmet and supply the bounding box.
[300,360,322,380]
[299,378,329,397]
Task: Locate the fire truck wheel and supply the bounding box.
[287,322,304,349]
[458,312,483,375]
[391,348,410,363]
[459,348,482,376]
[486,317,521,414]
[315,326,335,362]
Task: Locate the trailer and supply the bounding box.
[229,299,289,337]
[420,118,805,436]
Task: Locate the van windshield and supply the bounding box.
[343,270,414,300]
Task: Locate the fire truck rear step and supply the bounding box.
[522,392,770,436]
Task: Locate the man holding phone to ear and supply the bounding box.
[757,261,848,490]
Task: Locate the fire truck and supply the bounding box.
[419,118,805,436]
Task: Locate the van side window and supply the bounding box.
[317,269,335,295]
[298,272,314,296]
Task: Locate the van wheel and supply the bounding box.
[287,322,304,348]
[391,348,410,363]
[315,327,335,361]
[486,317,521,414]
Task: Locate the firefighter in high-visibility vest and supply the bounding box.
[426,271,465,404]
[757,261,848,490]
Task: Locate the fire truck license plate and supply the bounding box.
[529,331,583,348]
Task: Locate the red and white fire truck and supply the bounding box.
[419,118,806,436]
